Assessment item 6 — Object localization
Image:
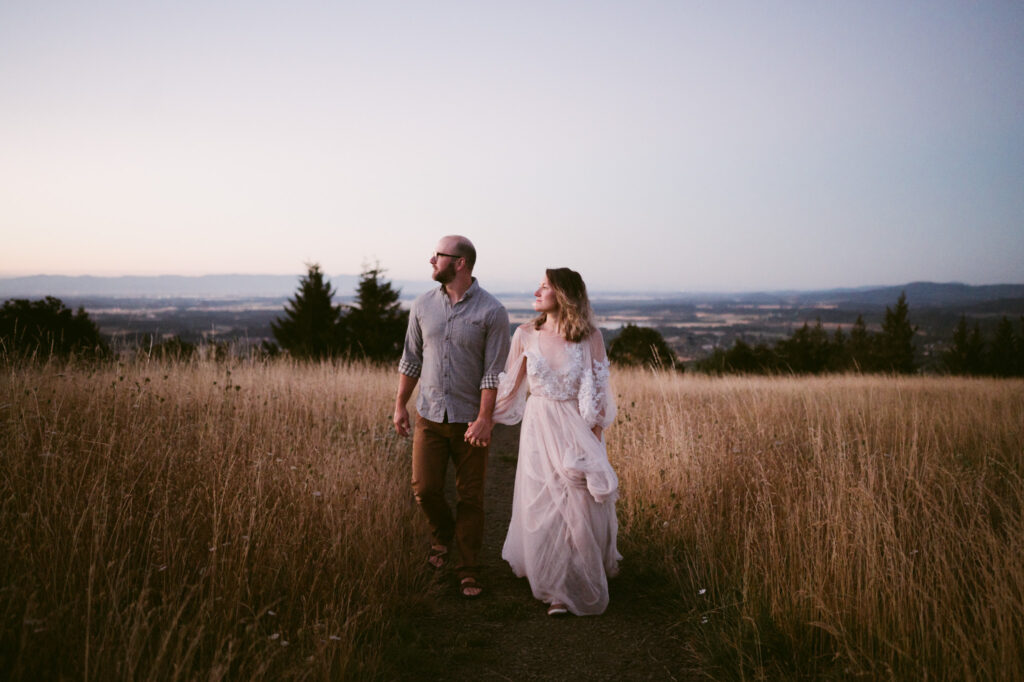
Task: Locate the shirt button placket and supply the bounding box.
[443,309,452,415]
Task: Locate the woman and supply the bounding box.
[493,268,621,616]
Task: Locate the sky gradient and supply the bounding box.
[2,1,1022,292]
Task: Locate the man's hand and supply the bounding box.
[394,373,417,438]
[394,404,411,438]
[464,416,494,448]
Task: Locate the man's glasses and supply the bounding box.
[432,251,462,260]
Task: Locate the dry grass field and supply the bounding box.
[611,371,1024,679]
[1,358,426,680]
[2,359,1022,680]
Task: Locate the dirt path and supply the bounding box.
[383,424,704,681]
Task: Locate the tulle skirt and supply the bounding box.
[501,396,621,615]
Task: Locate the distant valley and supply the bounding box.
[2,275,1022,365]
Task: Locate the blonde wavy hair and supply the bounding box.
[533,267,595,343]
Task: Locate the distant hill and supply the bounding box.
[821,282,1024,308]
[608,282,1024,309]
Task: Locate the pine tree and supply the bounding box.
[723,338,758,373]
[1018,317,1024,376]
[777,319,831,373]
[987,316,1019,377]
[342,264,409,362]
[270,264,345,360]
[968,322,986,374]
[828,325,850,372]
[847,314,873,372]
[943,315,984,375]
[878,292,917,373]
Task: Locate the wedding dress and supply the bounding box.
[494,324,621,615]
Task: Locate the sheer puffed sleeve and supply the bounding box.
[493,325,529,425]
[579,328,616,430]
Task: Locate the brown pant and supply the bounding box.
[412,415,487,579]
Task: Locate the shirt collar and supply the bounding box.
[439,277,478,303]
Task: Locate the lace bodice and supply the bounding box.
[524,340,585,401]
[494,325,616,430]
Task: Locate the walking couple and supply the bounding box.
[393,235,621,617]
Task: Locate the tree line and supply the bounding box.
[3,281,1022,377]
[692,292,1024,377]
[0,263,408,364]
[941,314,1024,376]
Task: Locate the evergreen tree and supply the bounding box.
[1018,317,1024,376]
[609,324,681,371]
[776,319,831,373]
[847,314,873,372]
[0,296,108,361]
[270,264,345,360]
[696,338,777,374]
[969,322,986,374]
[943,315,985,375]
[722,338,759,373]
[987,316,1020,377]
[342,264,409,362]
[828,326,850,372]
[877,292,917,373]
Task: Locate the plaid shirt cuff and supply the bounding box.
[399,359,422,378]
[479,373,501,390]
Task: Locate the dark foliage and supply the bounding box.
[698,338,778,374]
[942,315,1024,376]
[145,335,197,360]
[697,292,925,375]
[846,314,875,371]
[0,296,108,361]
[987,316,1021,376]
[775,320,833,373]
[271,264,346,360]
[942,316,986,375]
[697,292,1024,377]
[876,292,917,373]
[609,324,682,371]
[270,262,408,362]
[340,265,408,362]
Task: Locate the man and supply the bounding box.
[393,235,510,599]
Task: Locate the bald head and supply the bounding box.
[442,235,477,272]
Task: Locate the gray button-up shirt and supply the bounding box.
[399,279,511,424]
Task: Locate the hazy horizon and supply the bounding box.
[2,271,1022,299]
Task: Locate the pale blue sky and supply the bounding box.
[2,1,1022,291]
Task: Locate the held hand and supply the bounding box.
[464,417,494,448]
[394,405,411,438]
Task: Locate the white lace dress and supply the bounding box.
[494,324,621,615]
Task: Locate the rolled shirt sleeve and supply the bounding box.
[480,306,511,390]
[398,357,422,378]
[398,300,424,378]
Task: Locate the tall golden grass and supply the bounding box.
[1,357,427,680]
[610,371,1024,679]
[2,360,1022,679]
